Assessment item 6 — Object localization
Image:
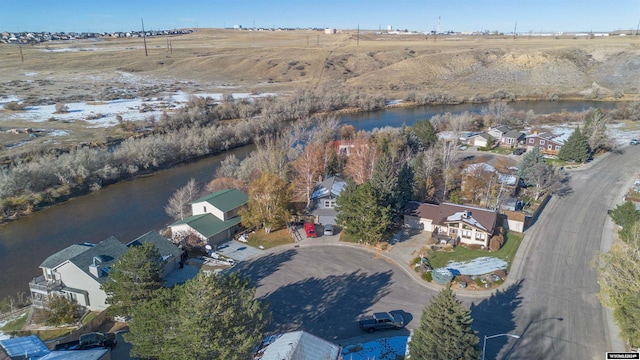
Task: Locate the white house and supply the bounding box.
[29,232,182,311]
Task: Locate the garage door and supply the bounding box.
[318,215,336,225]
[404,215,422,229]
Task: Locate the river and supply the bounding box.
[0,100,618,299]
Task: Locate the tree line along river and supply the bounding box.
[0,100,617,299]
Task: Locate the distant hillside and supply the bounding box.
[0,29,639,103]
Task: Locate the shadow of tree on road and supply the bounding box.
[500,308,566,360]
[260,269,393,342]
[469,279,523,360]
[231,249,297,286]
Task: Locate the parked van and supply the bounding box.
[304,223,317,238]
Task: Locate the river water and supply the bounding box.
[0,100,618,298]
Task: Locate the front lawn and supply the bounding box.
[426,231,523,271]
[246,228,294,249]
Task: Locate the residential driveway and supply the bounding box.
[234,246,428,343]
[215,239,262,261]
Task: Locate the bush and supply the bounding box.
[422,271,432,282]
[465,243,484,250]
[55,103,69,113]
[3,101,25,111]
[475,277,484,287]
[489,233,504,251]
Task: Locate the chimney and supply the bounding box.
[89,264,101,278]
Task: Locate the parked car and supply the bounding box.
[55,332,117,351]
[303,223,316,238]
[459,281,467,289]
[323,224,334,236]
[491,274,502,282]
[513,148,526,155]
[359,312,404,333]
[631,139,639,145]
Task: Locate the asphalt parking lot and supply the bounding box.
[233,245,432,344]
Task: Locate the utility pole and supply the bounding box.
[357,24,359,46]
[636,20,640,36]
[513,21,517,40]
[141,18,148,56]
[19,44,24,63]
[317,34,319,46]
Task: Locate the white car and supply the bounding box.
[323,224,334,236]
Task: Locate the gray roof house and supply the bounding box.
[309,176,346,225]
[29,232,181,311]
[254,331,342,360]
[500,129,526,147]
[169,188,248,246]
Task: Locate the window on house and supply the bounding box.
[529,138,534,144]
[461,230,471,238]
[555,145,561,150]
[548,144,553,150]
[203,206,207,213]
[449,223,459,228]
[324,200,336,208]
[476,233,485,240]
[540,140,545,145]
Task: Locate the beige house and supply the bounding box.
[29,232,182,311]
[404,202,497,248]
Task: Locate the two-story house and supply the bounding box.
[487,126,512,142]
[308,176,346,225]
[29,231,181,311]
[169,188,248,245]
[525,131,564,155]
[404,202,498,248]
[500,129,526,148]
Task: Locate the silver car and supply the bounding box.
[323,224,334,236]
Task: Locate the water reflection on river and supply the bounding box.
[0,100,618,298]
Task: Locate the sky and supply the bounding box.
[0,0,638,34]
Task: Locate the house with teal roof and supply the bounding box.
[169,188,248,246]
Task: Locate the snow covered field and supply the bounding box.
[0,91,276,128]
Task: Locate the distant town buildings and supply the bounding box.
[0,29,193,44]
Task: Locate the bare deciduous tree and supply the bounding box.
[165,178,200,221]
[344,132,379,184]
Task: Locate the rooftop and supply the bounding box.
[171,213,242,238]
[191,188,248,213]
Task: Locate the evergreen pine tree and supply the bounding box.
[102,242,166,317]
[410,287,481,360]
[558,127,590,163]
[517,146,544,181]
[336,178,391,244]
[371,154,399,223]
[412,119,439,149]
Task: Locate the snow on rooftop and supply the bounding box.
[342,336,409,360]
[446,256,508,276]
[447,211,487,231]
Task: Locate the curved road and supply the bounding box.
[503,146,640,360]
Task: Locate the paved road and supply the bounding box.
[235,246,427,344]
[502,147,640,360]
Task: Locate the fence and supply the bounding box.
[47,310,110,348]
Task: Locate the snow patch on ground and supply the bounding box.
[342,336,409,360]
[48,130,69,137]
[0,91,278,128]
[0,96,22,105]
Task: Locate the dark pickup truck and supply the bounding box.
[54,332,117,351]
[359,312,404,333]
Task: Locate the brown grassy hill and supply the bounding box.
[1,28,639,103]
